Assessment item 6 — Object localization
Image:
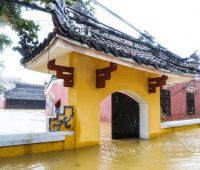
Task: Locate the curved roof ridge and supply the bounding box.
[18,0,200,75]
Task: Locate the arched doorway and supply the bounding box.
[112,92,139,139]
[100,90,149,140]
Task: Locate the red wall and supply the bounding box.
[194,81,200,115]
[163,81,200,121]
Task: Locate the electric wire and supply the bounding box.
[8,0,198,64]
[91,0,158,45]
[8,0,162,47]
[6,0,50,13]
[6,0,200,116]
[170,80,194,97]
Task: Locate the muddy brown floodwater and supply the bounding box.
[1,112,200,169]
[0,110,200,170]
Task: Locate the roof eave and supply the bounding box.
[23,35,197,84]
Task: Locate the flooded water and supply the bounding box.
[1,120,200,169]
[0,109,47,135]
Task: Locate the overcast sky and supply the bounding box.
[0,0,200,84]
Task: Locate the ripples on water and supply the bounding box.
[1,120,200,169]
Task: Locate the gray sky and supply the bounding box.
[0,0,200,84]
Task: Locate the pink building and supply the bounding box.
[161,80,200,121]
[45,78,68,116]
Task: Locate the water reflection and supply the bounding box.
[1,127,200,169]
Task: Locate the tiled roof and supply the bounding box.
[18,0,200,75]
[4,83,45,101]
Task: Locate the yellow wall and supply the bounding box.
[67,52,161,148]
[0,141,65,159]
[1,51,198,158]
[0,51,165,158]
[1,124,199,158]
[150,124,200,138]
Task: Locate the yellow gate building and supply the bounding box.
[1,0,199,158]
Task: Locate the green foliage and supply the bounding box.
[0,61,5,94]
[0,60,4,71]
[0,34,11,51]
[24,0,80,6]
[0,0,92,52]
[84,0,95,14]
[0,84,6,94]
[0,1,40,51]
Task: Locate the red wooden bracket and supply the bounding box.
[148,75,168,93]
[96,62,117,88]
[47,59,74,87]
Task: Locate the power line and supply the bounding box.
[7,0,190,60]
[170,80,194,97]
[91,0,160,46]
[7,0,50,13]
[6,0,169,49]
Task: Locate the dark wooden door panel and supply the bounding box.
[112,92,139,139]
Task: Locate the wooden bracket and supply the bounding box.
[47,59,74,87]
[96,62,117,88]
[148,75,168,93]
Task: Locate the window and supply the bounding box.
[160,89,171,116]
[186,92,195,115]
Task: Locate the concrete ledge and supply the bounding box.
[161,119,200,128]
[0,131,74,147]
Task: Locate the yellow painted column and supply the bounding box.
[68,52,101,148]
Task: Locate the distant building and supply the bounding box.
[161,80,200,121]
[2,83,46,109]
[0,76,21,90]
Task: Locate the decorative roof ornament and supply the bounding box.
[73,0,93,18]
[48,0,72,29]
[184,51,200,70]
[14,31,39,58]
[17,0,200,76]
[138,31,156,45]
